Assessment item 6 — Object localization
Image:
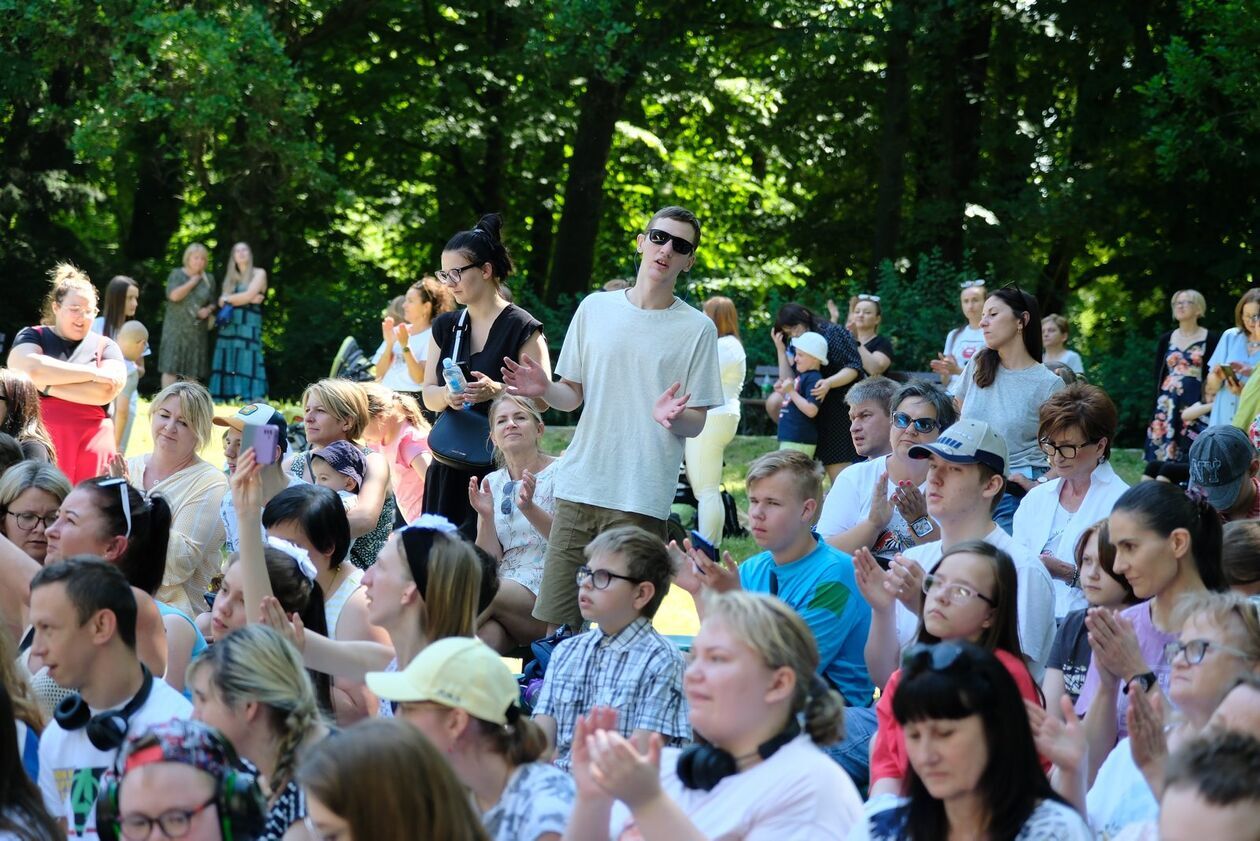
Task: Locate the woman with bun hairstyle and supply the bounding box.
[7,263,127,482]
[369,637,575,841]
[421,213,549,535]
[1079,479,1226,782]
[561,590,864,841]
[300,718,490,841]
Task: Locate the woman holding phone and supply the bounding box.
[1203,288,1260,427]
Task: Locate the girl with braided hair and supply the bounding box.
[186,624,330,840]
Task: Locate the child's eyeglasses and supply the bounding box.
[575,566,641,590]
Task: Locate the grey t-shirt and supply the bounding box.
[956,359,1065,471]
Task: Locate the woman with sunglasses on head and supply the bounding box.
[1077,480,1226,784]
[848,294,895,377]
[770,302,864,481]
[826,379,956,562]
[863,540,1046,798]
[7,264,128,482]
[561,590,863,841]
[469,394,557,654]
[420,214,549,535]
[929,279,987,393]
[954,286,1064,530]
[0,369,56,465]
[1013,383,1129,620]
[861,641,1091,841]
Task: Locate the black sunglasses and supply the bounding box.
[645,228,696,256]
[900,641,970,675]
[893,412,940,434]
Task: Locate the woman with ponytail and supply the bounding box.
[561,591,863,841]
[369,636,574,841]
[1079,479,1226,782]
[363,382,432,524]
[187,624,329,841]
[421,213,549,534]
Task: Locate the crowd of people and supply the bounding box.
[1,206,1258,841]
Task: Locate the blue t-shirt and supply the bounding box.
[156,602,208,699]
[777,370,821,445]
[739,537,873,706]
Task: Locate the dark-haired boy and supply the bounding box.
[532,526,689,771]
[503,206,724,632]
[33,558,191,840]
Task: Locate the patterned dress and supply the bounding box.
[1145,337,1208,463]
[209,275,268,401]
[159,269,214,380]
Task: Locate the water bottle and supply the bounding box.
[442,358,467,408]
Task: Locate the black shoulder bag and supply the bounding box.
[427,309,496,471]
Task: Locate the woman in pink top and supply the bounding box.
[363,383,431,524]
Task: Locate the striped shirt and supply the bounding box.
[533,617,689,771]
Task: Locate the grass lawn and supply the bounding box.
[133,401,1149,639]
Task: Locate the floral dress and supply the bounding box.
[1145,337,1208,463]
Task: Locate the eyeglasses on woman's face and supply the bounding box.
[922,574,995,606]
[893,412,940,434]
[1164,638,1255,666]
[1038,437,1097,460]
[119,794,216,840]
[4,510,59,531]
[575,565,640,590]
[435,262,483,286]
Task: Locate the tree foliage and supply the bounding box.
[2,0,1258,443]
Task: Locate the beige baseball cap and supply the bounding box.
[366,637,520,725]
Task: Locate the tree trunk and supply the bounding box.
[545,74,633,304]
[870,0,915,276]
[123,121,184,263]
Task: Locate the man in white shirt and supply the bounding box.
[504,206,724,630]
[32,558,192,841]
[865,419,1056,686]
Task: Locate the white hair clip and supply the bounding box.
[266,536,318,581]
[406,514,460,535]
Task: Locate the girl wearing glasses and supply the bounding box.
[1013,383,1129,619]
[863,642,1090,841]
[1081,590,1259,837]
[420,214,548,536]
[7,264,127,483]
[468,394,557,654]
[865,540,1046,798]
[848,294,895,377]
[1203,288,1260,428]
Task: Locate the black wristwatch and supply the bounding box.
[1123,671,1157,695]
[910,516,934,539]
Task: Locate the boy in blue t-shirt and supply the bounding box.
[777,331,827,457]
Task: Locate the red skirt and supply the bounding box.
[41,396,116,484]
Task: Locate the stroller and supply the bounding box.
[330,335,376,384]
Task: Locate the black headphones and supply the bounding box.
[54,666,153,752]
[676,717,801,791]
[95,721,267,841]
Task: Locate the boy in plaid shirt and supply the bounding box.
[533,526,689,771]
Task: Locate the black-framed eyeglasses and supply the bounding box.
[645,228,696,256]
[901,641,969,674]
[119,793,217,840]
[501,480,517,516]
[1164,638,1255,666]
[1038,437,1097,459]
[435,262,482,286]
[893,412,940,434]
[575,565,640,590]
[4,510,59,531]
[922,574,996,606]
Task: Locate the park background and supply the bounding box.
[3,0,1259,446]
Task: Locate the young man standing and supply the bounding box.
[32,558,191,840]
[504,206,723,630]
[861,419,1056,687]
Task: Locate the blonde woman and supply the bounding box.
[562,591,864,840]
[0,462,71,565]
[188,624,330,840]
[300,719,490,841]
[469,394,558,652]
[362,383,432,524]
[210,241,269,402]
[160,242,216,387]
[1145,289,1220,465]
[683,297,745,545]
[7,264,127,481]
[287,378,396,570]
[117,381,228,616]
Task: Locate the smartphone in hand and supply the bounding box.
[689,530,719,563]
[243,424,279,465]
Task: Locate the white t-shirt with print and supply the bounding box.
[482,761,575,841]
[610,735,864,841]
[817,456,925,557]
[553,290,723,520]
[38,676,192,840]
[899,526,1057,679]
[943,324,986,394]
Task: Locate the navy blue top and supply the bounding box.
[778,371,821,445]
